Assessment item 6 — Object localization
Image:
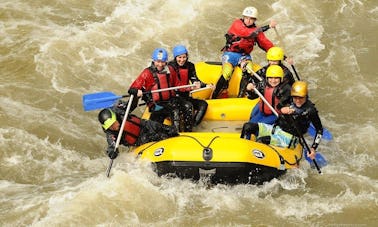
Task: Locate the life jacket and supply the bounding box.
[224,19,262,54]
[149,68,174,102]
[177,67,190,92]
[260,86,280,115]
[122,115,142,145]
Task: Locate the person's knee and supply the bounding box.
[242,122,259,136]
[243,60,254,74]
[222,62,234,80]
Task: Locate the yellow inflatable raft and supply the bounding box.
[132,132,302,184]
[135,61,304,184]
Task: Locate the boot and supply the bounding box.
[237,73,249,98]
[172,109,181,132]
[193,101,208,126]
[182,102,193,132]
[211,76,228,99]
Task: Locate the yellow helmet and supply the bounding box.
[266,47,284,61]
[266,65,284,79]
[291,81,308,97]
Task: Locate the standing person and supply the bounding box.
[212,6,277,99]
[240,81,323,160]
[128,48,193,132]
[98,102,178,159]
[246,65,292,126]
[168,45,212,128]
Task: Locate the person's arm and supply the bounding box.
[309,107,323,150]
[104,132,119,159]
[188,63,206,88]
[261,19,277,32]
[129,68,151,96]
[256,32,274,52]
[276,84,292,111]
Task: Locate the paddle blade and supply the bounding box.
[82,91,122,111]
[303,148,328,168]
[308,123,333,141]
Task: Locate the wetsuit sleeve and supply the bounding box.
[276,84,292,110]
[261,25,270,32]
[308,106,323,149]
[188,63,206,87]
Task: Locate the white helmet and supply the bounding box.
[242,7,258,19]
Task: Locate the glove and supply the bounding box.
[149,103,164,112]
[106,146,119,159]
[142,90,152,103]
[128,88,138,96]
[154,104,164,111]
[116,100,128,110]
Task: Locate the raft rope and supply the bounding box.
[133,135,220,157]
[179,134,220,149]
[268,145,302,167]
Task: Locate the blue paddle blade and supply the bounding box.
[82,91,122,111]
[307,123,333,141]
[303,148,328,168]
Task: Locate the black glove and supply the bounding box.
[106,146,119,159]
[128,88,138,96]
[142,90,152,103]
[116,100,128,110]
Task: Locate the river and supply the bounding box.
[1,0,377,226]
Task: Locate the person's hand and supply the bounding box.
[106,146,119,159]
[153,104,164,111]
[206,83,214,90]
[286,57,294,65]
[307,147,316,160]
[269,19,277,28]
[246,83,255,91]
[193,81,201,89]
[280,106,295,114]
[142,91,152,102]
[128,88,138,96]
[148,103,164,112]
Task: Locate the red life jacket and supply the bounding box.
[122,115,141,145]
[260,86,280,115]
[150,70,174,102]
[177,67,190,92]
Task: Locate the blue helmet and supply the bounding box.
[151,48,168,62]
[173,45,188,58]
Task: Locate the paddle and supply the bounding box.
[106,94,134,177]
[273,27,332,140]
[252,87,323,173]
[83,84,196,111]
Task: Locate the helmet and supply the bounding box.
[242,7,258,19]
[267,47,284,61]
[266,65,284,79]
[98,109,116,130]
[151,48,168,62]
[291,81,308,97]
[173,45,188,58]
